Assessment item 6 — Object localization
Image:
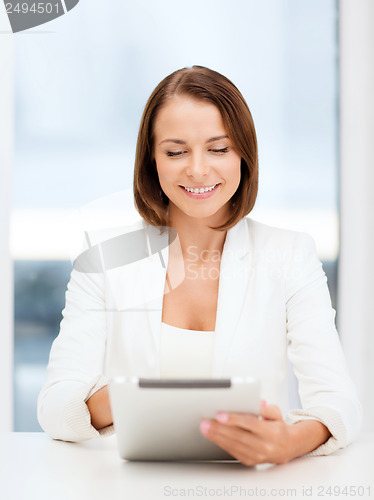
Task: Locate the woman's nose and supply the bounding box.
[186,152,209,178]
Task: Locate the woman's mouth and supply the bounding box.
[179,183,221,199]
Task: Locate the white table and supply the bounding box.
[1,432,373,500]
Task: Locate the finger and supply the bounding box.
[200,420,265,466]
[223,421,265,453]
[205,419,263,448]
[260,402,283,421]
[215,411,265,434]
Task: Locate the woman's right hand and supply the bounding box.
[86,385,113,430]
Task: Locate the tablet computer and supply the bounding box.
[109,376,260,461]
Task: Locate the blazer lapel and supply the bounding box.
[212,217,253,377]
[138,222,185,367]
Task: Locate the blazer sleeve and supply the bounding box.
[284,232,362,456]
[37,267,114,442]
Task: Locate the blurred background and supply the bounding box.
[3,0,372,432]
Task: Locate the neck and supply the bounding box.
[167,203,229,264]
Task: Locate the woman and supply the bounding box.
[37,65,362,466]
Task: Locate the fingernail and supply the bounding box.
[200,420,211,434]
[261,399,267,408]
[216,412,229,423]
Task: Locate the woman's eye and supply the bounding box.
[166,151,184,157]
[166,147,229,157]
[210,147,229,154]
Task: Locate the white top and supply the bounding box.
[159,321,215,378]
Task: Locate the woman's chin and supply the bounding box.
[171,201,230,222]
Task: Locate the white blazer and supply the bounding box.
[37,216,362,454]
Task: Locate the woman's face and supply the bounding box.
[153,96,241,222]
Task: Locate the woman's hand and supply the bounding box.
[199,401,331,466]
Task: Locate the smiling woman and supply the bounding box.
[154,96,241,223]
[134,66,258,232]
[37,66,362,466]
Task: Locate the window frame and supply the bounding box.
[0,29,14,431]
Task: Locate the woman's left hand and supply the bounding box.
[199,401,294,466]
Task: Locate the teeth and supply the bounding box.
[183,184,218,193]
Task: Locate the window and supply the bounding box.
[12,0,338,430]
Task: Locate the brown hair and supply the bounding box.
[133,65,258,231]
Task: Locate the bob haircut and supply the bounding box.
[133,65,259,231]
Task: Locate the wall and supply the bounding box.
[338,0,374,431]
